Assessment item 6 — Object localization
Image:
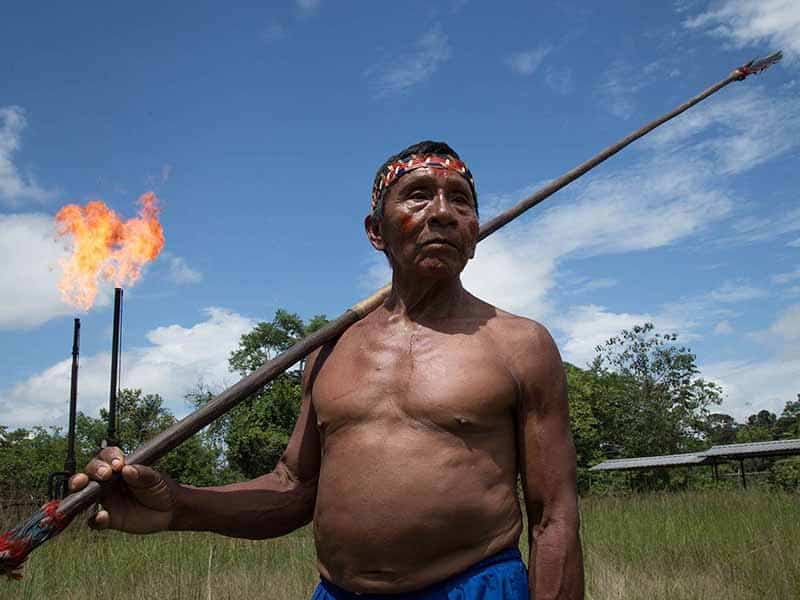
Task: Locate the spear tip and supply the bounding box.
[734,50,783,80]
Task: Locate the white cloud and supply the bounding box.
[506,47,551,76]
[532,161,732,258]
[551,304,687,368]
[165,253,203,284]
[788,238,800,247]
[0,106,55,205]
[714,320,734,334]
[725,207,800,244]
[545,67,575,95]
[645,87,800,176]
[463,232,555,319]
[368,29,451,97]
[766,304,800,346]
[703,357,800,420]
[705,304,800,419]
[0,212,113,329]
[709,281,768,302]
[361,256,391,290]
[562,275,618,295]
[0,307,256,429]
[596,60,649,118]
[685,0,800,60]
[773,267,800,285]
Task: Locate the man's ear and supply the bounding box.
[364,213,386,251]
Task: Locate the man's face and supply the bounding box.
[365,167,479,279]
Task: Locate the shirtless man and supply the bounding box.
[70,141,584,599]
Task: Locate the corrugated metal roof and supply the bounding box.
[589,453,708,471]
[703,439,800,458]
[589,438,800,472]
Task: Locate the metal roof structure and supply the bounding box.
[589,453,709,472]
[703,439,800,459]
[589,438,800,472]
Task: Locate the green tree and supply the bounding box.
[0,426,66,499]
[774,396,800,439]
[590,323,722,458]
[194,309,328,479]
[703,413,738,445]
[563,363,602,468]
[736,409,777,443]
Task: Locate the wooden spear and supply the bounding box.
[0,51,782,578]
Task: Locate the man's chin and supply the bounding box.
[413,258,466,279]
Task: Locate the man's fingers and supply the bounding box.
[85,457,115,481]
[68,472,88,492]
[85,505,110,530]
[98,447,125,471]
[92,510,110,530]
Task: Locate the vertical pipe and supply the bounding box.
[107,287,123,448]
[64,318,80,475]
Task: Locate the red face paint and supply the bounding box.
[400,213,415,234]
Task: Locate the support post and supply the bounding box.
[65,318,80,476]
[107,288,123,448]
[739,459,747,489]
[48,318,81,500]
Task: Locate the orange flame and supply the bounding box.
[55,192,165,310]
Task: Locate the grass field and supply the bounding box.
[1,490,797,600]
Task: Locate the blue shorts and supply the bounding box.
[310,547,528,599]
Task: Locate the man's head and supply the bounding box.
[369,141,478,221]
[365,141,479,280]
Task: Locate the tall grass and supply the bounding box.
[581,490,799,599]
[2,490,797,599]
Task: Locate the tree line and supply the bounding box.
[2,313,798,501]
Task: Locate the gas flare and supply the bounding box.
[55,192,165,310]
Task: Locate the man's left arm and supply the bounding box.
[513,322,584,600]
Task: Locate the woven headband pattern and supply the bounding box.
[371,154,476,213]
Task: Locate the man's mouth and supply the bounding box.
[421,239,458,249]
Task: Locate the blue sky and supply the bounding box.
[1,1,798,429]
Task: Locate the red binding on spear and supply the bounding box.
[0,51,783,579]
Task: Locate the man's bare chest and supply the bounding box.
[312,326,520,436]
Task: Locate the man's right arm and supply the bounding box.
[169,347,324,539]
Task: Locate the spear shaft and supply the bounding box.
[0,52,782,578]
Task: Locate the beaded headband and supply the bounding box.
[371,154,476,214]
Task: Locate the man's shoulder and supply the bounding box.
[478,302,554,352]
[474,301,562,384]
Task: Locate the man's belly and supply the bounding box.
[311,424,523,594]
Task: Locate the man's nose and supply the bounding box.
[427,189,457,226]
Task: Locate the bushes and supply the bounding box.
[769,457,800,491]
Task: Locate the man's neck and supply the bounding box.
[384,270,467,324]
